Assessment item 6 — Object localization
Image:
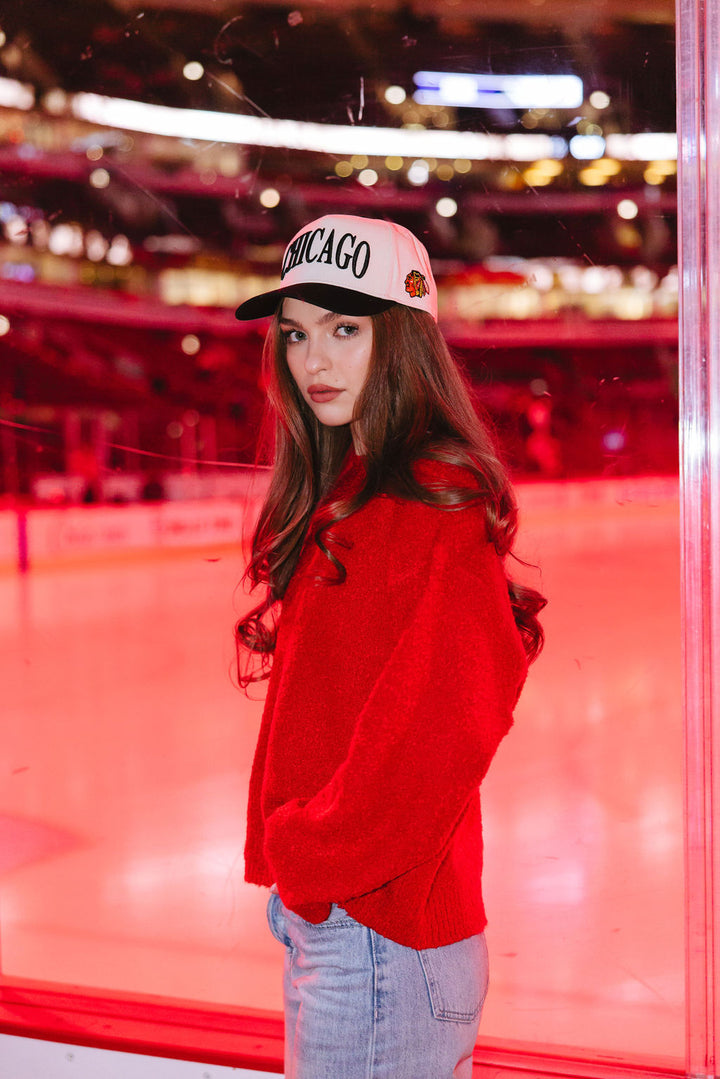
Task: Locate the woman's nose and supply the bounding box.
[305,338,328,373]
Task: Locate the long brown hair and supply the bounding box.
[236,303,546,684]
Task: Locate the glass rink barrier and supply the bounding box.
[0,1,718,1078]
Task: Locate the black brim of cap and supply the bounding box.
[235,282,395,321]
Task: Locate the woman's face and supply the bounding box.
[279,298,373,439]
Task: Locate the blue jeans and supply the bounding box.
[267,893,488,1079]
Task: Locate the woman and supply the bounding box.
[235,214,545,1079]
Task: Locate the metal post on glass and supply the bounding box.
[676,0,720,1075]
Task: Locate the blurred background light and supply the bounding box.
[48,223,84,257]
[436,197,458,218]
[85,230,109,262]
[89,168,110,189]
[106,234,133,266]
[4,215,28,244]
[0,74,34,109]
[357,168,378,186]
[384,85,407,105]
[42,88,67,114]
[589,90,612,109]
[181,335,201,356]
[183,61,204,82]
[603,431,626,451]
[407,159,430,185]
[413,71,583,109]
[259,187,280,208]
[617,198,640,220]
[579,167,608,186]
[570,134,606,160]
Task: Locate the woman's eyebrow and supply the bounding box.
[279,311,342,329]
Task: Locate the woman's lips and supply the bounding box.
[308,385,342,403]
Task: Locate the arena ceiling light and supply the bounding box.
[413,72,584,110]
[64,92,677,165]
[69,92,567,161]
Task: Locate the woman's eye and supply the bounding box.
[336,323,359,337]
[282,329,305,344]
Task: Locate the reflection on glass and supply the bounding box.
[0,1,680,1068]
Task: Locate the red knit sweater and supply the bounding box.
[244,453,528,949]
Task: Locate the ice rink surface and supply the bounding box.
[0,480,682,1064]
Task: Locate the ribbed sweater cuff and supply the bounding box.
[244,854,273,887]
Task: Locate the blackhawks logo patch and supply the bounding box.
[404,269,429,299]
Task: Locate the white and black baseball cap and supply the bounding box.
[235,214,437,322]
